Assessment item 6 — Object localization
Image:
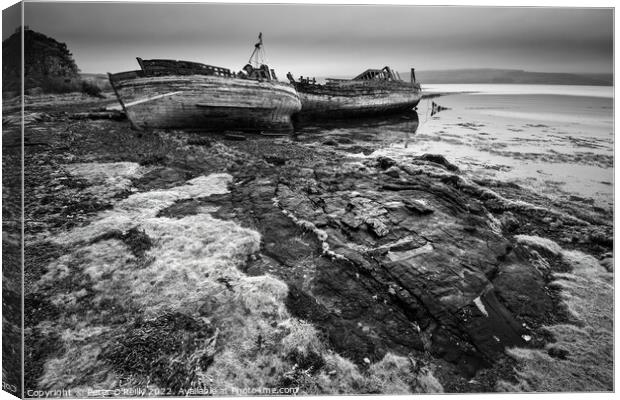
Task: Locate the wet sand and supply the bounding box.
[403,88,613,209]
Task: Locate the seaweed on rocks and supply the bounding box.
[103,313,217,392]
[89,227,153,258]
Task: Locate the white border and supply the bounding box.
[0,2,616,400]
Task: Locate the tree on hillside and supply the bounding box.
[3,27,82,93]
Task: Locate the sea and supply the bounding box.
[295,84,614,210]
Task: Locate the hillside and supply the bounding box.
[405,68,613,86]
[3,27,81,93]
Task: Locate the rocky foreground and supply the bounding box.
[2,93,613,395]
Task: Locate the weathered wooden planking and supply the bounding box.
[138,58,233,77]
[295,89,422,119]
[293,80,422,119]
[109,74,301,132]
[303,81,417,95]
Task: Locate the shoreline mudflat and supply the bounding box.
[3,92,613,394]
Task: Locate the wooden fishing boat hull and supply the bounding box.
[293,81,422,120]
[108,72,302,132]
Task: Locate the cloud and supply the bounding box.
[22,3,613,75]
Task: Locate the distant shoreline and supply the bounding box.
[410,68,613,86]
[81,71,613,88]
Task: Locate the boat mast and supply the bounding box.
[244,32,277,80]
[248,32,267,68]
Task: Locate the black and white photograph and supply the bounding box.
[1,0,615,397]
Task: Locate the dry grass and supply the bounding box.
[45,173,233,244]
[499,235,613,392]
[34,171,262,391]
[63,162,147,200]
[366,353,443,393]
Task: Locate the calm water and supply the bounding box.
[296,84,614,209]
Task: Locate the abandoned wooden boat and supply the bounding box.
[108,34,301,132]
[288,66,422,120]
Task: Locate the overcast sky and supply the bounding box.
[3,2,614,76]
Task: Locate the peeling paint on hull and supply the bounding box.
[109,74,302,132]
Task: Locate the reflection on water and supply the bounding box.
[293,109,419,134]
[423,84,614,99]
[290,86,613,209]
[430,101,450,117]
[293,110,420,152]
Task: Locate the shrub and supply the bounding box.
[30,77,104,97]
[81,80,104,98]
[39,77,81,94]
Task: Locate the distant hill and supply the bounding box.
[405,69,613,86]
